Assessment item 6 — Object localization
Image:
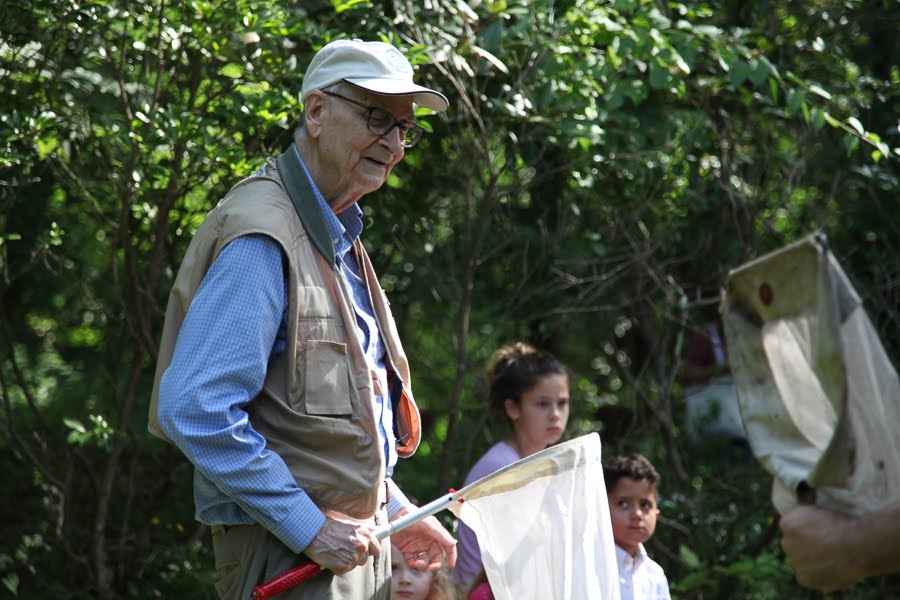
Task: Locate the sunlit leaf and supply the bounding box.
[808,84,831,99]
[218,63,243,79]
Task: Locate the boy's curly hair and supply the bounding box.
[602,454,660,492]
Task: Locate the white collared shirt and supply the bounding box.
[615,544,672,600]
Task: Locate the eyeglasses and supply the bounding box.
[322,90,424,148]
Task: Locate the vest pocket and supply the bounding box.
[303,340,353,416]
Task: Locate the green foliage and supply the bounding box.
[1,0,898,597]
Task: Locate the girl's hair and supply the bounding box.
[486,342,568,422]
[427,566,457,600]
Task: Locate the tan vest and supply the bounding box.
[149,147,421,519]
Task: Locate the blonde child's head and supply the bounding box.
[391,543,456,600]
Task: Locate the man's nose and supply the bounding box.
[380,124,406,153]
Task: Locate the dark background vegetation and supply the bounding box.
[1,0,898,597]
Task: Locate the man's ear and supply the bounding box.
[303,91,326,139]
[504,398,520,421]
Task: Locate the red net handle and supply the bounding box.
[251,561,321,600]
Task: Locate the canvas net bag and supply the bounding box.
[721,233,900,515]
[449,433,620,600]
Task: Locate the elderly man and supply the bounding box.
[149,39,456,599]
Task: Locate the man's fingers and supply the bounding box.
[367,532,382,560]
[305,516,378,575]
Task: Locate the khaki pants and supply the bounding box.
[211,502,390,600]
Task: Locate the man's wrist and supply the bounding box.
[386,478,411,519]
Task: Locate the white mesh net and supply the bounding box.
[449,433,621,600]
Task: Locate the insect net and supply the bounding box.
[448,433,620,600]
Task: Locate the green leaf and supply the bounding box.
[487,0,509,14]
[2,573,18,595]
[747,59,768,87]
[471,45,509,74]
[808,84,831,100]
[649,61,670,89]
[758,55,780,79]
[787,90,804,114]
[218,63,243,79]
[728,60,749,86]
[236,81,270,96]
[811,108,825,130]
[672,51,691,75]
[36,137,58,160]
[605,81,625,111]
[823,111,841,128]
[63,418,86,434]
[680,544,702,569]
[768,78,779,102]
[847,116,865,136]
[692,25,721,38]
[333,0,372,13]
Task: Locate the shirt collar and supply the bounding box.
[616,543,648,570]
[292,145,363,259]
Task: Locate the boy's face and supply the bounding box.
[607,476,660,557]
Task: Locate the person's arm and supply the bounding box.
[386,478,411,519]
[158,235,380,574]
[157,236,326,551]
[779,502,900,591]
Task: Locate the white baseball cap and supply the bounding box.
[300,39,449,113]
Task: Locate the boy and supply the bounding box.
[602,454,672,600]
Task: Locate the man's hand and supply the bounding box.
[779,505,863,592]
[389,508,457,572]
[303,514,381,576]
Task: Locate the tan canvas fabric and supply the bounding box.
[721,234,900,515]
[149,153,421,519]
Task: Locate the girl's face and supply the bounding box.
[505,373,570,456]
[607,477,660,556]
[391,544,434,600]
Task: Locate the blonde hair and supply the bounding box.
[427,566,456,600]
